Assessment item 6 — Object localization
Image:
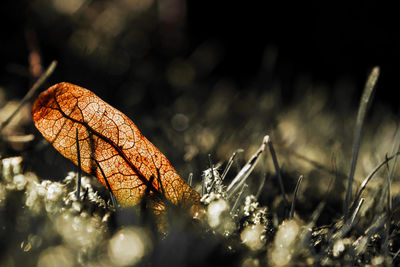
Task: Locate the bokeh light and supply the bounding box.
[207,198,228,228]
[240,224,265,251]
[107,227,151,266]
[37,246,74,267]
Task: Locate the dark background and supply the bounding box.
[187,1,399,108]
[1,1,398,106]
[0,0,399,177]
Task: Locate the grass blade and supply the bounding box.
[202,172,206,196]
[344,66,380,221]
[289,175,304,219]
[221,149,243,181]
[94,159,117,208]
[188,173,193,187]
[226,136,268,198]
[351,151,400,213]
[207,154,219,193]
[230,183,248,217]
[255,173,269,199]
[385,125,400,212]
[76,129,82,200]
[339,198,365,239]
[354,213,386,255]
[267,136,289,208]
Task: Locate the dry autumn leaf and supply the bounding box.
[32,82,201,216]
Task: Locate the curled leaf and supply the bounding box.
[32,82,201,214]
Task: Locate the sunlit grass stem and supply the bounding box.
[344,66,380,221]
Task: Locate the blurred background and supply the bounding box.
[1,0,399,216]
[2,1,400,266]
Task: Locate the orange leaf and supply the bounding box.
[32,82,201,214]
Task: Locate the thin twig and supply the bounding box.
[393,248,400,261]
[344,66,380,221]
[76,129,82,200]
[0,60,57,132]
[267,136,289,208]
[289,175,304,219]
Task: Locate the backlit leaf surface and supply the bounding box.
[32,82,201,212]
